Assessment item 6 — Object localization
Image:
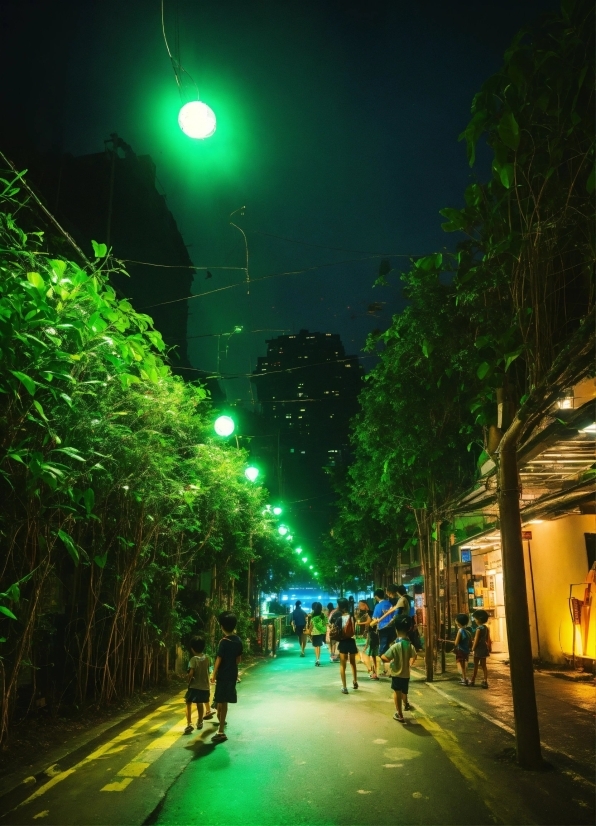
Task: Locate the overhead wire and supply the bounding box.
[137,254,404,310]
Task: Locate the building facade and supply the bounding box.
[251,329,364,544]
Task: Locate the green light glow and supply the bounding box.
[178,100,217,139]
[214,415,235,437]
[272,506,283,516]
[278,526,288,536]
[301,557,307,563]
[244,466,259,482]
[309,565,313,569]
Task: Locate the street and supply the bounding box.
[1,640,593,826]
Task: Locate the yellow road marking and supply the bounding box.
[101,778,134,792]
[15,697,184,810]
[101,717,188,791]
[414,702,522,825]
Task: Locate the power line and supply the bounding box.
[138,255,399,310]
[174,354,375,381]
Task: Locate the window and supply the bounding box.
[290,448,295,453]
[300,450,306,454]
[300,408,306,412]
[286,414,292,419]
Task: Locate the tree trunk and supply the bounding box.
[417,510,434,682]
[498,431,543,770]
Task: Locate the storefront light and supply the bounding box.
[581,423,596,433]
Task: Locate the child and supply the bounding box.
[355,599,371,670]
[381,616,417,722]
[470,609,491,688]
[184,637,211,734]
[364,603,380,681]
[453,613,473,685]
[210,611,243,743]
[307,601,328,666]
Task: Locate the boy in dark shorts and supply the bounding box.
[184,637,211,734]
[381,616,417,723]
[470,609,491,688]
[210,611,243,743]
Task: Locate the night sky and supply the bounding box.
[2,0,557,402]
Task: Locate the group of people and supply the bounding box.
[182,589,493,745]
[291,586,492,722]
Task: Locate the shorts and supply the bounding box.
[338,638,358,655]
[473,646,490,660]
[391,676,410,694]
[295,626,306,637]
[366,642,380,657]
[213,678,238,704]
[185,688,210,704]
[311,634,325,647]
[454,649,469,664]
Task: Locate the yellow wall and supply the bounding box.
[523,515,596,664]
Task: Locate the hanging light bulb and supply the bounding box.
[178,100,217,139]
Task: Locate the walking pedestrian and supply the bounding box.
[184,637,211,734]
[355,599,371,668]
[453,613,473,685]
[365,604,380,680]
[470,609,491,688]
[326,602,339,661]
[291,600,308,657]
[210,611,243,743]
[307,601,328,666]
[330,597,359,694]
[381,616,417,723]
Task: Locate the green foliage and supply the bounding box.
[329,0,595,583]
[0,174,290,743]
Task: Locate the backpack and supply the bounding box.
[329,614,355,641]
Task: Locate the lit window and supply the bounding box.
[300,408,306,412]
[290,448,295,453]
[286,414,292,419]
[301,450,306,454]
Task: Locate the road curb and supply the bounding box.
[418,676,595,785]
[0,684,185,804]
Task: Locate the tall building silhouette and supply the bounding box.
[252,330,363,545]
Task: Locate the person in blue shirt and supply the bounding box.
[291,600,309,657]
[371,585,400,671]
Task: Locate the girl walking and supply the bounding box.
[331,598,359,694]
[307,602,328,666]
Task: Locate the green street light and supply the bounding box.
[178,100,217,139]
[214,415,235,437]
[302,556,307,563]
[244,466,259,483]
[272,506,283,516]
[278,525,288,536]
[295,548,301,554]
[309,565,313,569]
[286,534,293,541]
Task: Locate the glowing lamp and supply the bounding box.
[301,557,307,563]
[178,100,216,139]
[245,467,259,482]
[278,526,288,536]
[273,506,283,516]
[214,415,235,437]
[309,565,313,569]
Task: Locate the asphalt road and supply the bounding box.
[2,640,594,826]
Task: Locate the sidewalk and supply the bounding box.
[411,652,595,770]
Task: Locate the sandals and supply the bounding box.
[404,701,412,711]
[393,712,405,723]
[353,682,359,690]
[203,712,215,720]
[211,732,228,743]
[341,687,349,694]
[183,725,194,734]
